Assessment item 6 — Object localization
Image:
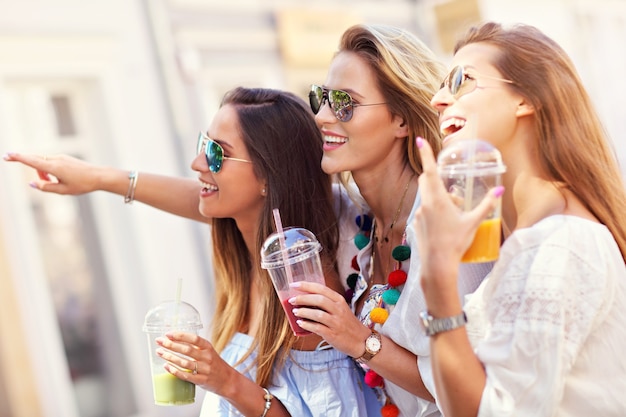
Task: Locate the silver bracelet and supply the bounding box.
[124,170,138,204]
[260,388,273,417]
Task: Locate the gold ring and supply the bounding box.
[192,361,198,375]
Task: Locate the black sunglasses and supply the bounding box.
[197,132,252,173]
[308,84,387,122]
[442,66,514,98]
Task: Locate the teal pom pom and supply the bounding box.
[354,232,370,250]
[382,288,401,305]
[346,273,359,290]
[392,245,411,261]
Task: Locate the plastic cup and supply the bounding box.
[437,139,506,263]
[260,227,325,336]
[142,300,203,406]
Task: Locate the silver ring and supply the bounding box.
[192,361,198,375]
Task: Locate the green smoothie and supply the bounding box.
[152,372,195,405]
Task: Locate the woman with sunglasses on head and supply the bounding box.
[287,24,493,417]
[413,22,626,417]
[4,87,381,417]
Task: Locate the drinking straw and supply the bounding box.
[272,208,294,283]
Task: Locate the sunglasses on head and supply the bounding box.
[197,132,252,173]
[308,84,387,122]
[442,66,514,99]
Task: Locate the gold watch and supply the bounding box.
[355,330,382,364]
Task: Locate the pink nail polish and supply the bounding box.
[29,182,37,189]
[493,186,505,197]
[416,137,424,148]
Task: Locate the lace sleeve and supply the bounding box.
[469,220,614,416]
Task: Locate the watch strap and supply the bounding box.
[420,311,467,336]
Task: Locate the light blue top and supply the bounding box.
[199,332,382,417]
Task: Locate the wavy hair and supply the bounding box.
[337,24,446,189]
[455,22,626,261]
[209,87,339,386]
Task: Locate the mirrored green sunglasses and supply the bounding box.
[197,132,252,173]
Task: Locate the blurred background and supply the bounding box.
[0,0,624,416]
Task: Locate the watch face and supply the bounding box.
[366,336,381,352]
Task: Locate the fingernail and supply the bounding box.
[2,153,13,160]
[290,282,302,288]
[493,186,505,197]
[29,182,38,189]
[416,137,424,148]
[288,297,297,305]
[292,308,299,316]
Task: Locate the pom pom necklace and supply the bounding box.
[346,175,415,417]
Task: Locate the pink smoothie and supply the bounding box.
[280,297,310,337]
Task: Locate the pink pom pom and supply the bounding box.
[364,369,383,387]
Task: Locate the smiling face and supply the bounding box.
[431,42,525,153]
[315,51,407,177]
[191,104,265,224]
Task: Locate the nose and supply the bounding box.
[190,152,207,173]
[314,97,337,126]
[430,86,454,113]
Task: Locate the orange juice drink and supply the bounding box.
[462,217,501,263]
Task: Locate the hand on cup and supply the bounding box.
[437,139,506,263]
[261,227,326,336]
[143,300,203,406]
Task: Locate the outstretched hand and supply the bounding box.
[288,281,371,358]
[3,152,107,195]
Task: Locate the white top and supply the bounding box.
[338,185,493,417]
[461,215,626,416]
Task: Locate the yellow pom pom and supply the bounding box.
[370,307,389,324]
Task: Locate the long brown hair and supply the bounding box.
[455,22,626,261]
[209,87,339,386]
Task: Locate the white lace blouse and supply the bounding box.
[462,215,626,416]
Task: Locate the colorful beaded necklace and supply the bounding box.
[347,213,411,417]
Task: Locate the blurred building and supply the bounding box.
[0,1,624,416]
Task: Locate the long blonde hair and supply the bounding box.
[456,22,626,261]
[209,88,339,386]
[336,24,445,191]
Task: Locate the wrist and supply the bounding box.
[354,329,382,364]
[420,310,467,337]
[420,265,459,306]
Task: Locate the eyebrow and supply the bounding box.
[206,132,236,151]
[322,85,366,99]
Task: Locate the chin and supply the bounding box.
[321,158,342,176]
